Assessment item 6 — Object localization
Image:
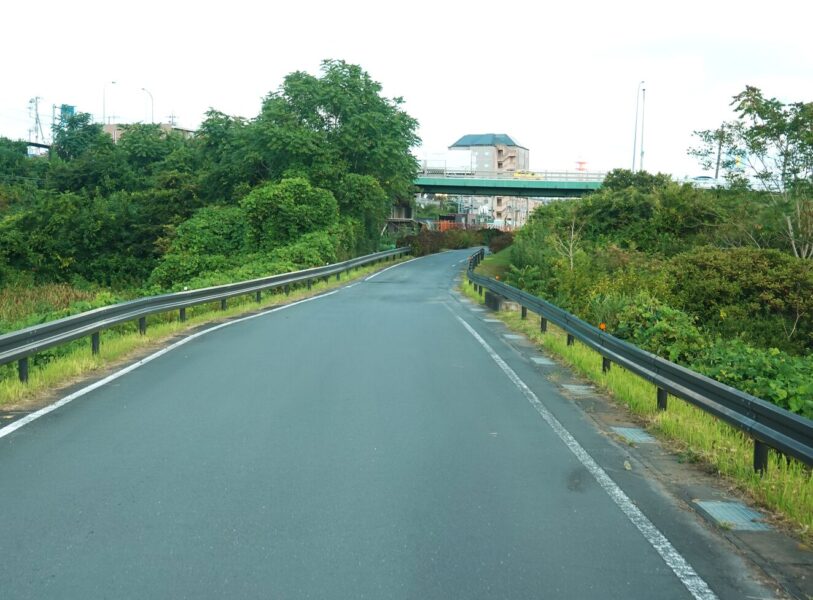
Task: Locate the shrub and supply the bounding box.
[489,231,514,253]
[169,205,247,256]
[613,292,706,363]
[693,339,813,419]
[240,178,338,249]
[668,247,813,353]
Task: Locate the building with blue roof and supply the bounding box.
[448,133,529,175]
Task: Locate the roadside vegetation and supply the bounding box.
[0,60,420,388]
[498,88,813,420]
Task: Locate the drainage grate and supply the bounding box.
[531,357,556,366]
[693,501,771,531]
[611,427,656,444]
[483,319,502,323]
[503,334,524,340]
[470,308,485,312]
[561,384,594,396]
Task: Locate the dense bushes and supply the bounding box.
[401,228,504,256]
[693,340,813,418]
[668,247,813,353]
[503,168,813,417]
[0,60,419,297]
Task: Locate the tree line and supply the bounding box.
[0,60,419,293]
[506,87,813,418]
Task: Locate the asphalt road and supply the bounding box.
[0,250,774,599]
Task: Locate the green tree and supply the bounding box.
[690,87,813,259]
[251,60,420,202]
[51,112,111,161]
[602,168,672,193]
[334,174,389,251]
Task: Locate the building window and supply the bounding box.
[496,197,503,207]
[496,211,502,218]
[497,162,503,169]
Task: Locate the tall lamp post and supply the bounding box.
[631,80,644,172]
[639,85,646,172]
[102,80,117,125]
[141,88,154,124]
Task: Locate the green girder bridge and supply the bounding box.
[414,170,604,198]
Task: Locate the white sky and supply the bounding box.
[2,0,811,177]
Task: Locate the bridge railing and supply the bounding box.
[418,168,607,182]
[0,247,410,383]
[466,248,813,473]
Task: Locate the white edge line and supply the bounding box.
[453,314,718,600]
[364,256,418,281]
[0,290,340,440]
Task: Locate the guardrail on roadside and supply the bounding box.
[1,247,411,383]
[466,248,813,473]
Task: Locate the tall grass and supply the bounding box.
[0,260,406,409]
[0,283,99,327]
[460,277,812,539]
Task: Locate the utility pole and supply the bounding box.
[102,81,117,125]
[28,97,45,144]
[632,81,644,172]
[714,125,725,179]
[141,88,154,123]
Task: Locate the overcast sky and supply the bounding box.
[2,0,810,177]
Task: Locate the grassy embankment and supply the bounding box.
[0,259,408,409]
[462,248,812,539]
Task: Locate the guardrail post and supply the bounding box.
[602,357,611,373]
[284,285,290,296]
[336,272,341,281]
[478,285,483,296]
[138,317,147,335]
[307,279,312,290]
[18,357,28,383]
[220,299,227,310]
[657,388,668,411]
[540,317,547,332]
[521,306,527,320]
[753,440,769,473]
[91,332,100,355]
[255,290,261,303]
[566,333,575,346]
[180,307,186,322]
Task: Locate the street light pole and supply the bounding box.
[141,88,154,124]
[631,80,644,172]
[639,85,646,172]
[102,81,117,125]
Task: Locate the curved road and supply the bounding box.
[0,250,773,599]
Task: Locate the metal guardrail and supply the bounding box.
[1,248,410,382]
[466,248,813,473]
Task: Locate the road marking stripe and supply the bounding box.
[454,315,718,600]
[0,291,340,440]
[364,257,417,281]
